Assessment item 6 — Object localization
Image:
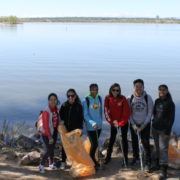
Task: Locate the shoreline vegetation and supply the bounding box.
[1,16,180,24]
[0,16,19,24]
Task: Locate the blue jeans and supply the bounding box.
[153,128,169,165]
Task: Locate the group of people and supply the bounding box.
[38,79,175,180]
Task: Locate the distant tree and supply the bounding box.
[0,16,19,24]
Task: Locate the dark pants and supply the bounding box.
[61,146,67,162]
[152,128,169,165]
[88,129,101,165]
[130,123,151,165]
[106,123,129,161]
[41,129,57,165]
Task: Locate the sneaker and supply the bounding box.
[39,164,45,173]
[49,164,58,170]
[60,162,66,170]
[159,165,167,180]
[144,164,151,173]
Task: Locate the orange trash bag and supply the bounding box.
[58,124,95,178]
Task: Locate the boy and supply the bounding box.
[128,79,153,172]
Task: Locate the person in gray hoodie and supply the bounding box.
[128,79,153,172]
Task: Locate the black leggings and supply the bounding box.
[130,123,151,164]
[41,129,57,165]
[106,123,129,161]
[88,129,101,165]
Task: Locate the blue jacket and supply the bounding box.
[82,94,103,131]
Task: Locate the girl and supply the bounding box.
[82,83,103,169]
[59,89,84,169]
[152,84,175,179]
[104,83,131,166]
[39,93,60,173]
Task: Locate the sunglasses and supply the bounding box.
[159,89,167,91]
[112,89,119,92]
[67,94,75,98]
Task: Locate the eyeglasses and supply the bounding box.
[67,94,75,98]
[112,89,119,92]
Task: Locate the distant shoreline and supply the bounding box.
[20,17,180,24]
[1,17,180,24]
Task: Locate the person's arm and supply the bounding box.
[144,95,154,125]
[59,104,65,124]
[119,97,131,127]
[127,96,135,125]
[104,96,112,124]
[42,111,51,136]
[82,99,97,127]
[164,101,175,135]
[79,104,84,129]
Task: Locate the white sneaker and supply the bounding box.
[39,164,45,173]
[60,162,66,170]
[49,164,58,170]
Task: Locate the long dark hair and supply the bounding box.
[66,89,81,104]
[158,84,172,101]
[48,93,60,105]
[109,83,122,98]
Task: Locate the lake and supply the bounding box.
[0,22,180,134]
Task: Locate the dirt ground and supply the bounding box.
[0,156,180,180]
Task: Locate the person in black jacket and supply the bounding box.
[59,89,84,169]
[152,84,175,180]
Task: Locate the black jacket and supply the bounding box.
[59,101,83,131]
[152,97,175,135]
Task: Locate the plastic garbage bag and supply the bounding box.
[58,124,95,178]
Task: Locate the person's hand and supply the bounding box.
[113,120,118,128]
[138,124,146,132]
[48,136,54,144]
[132,124,138,131]
[93,124,98,129]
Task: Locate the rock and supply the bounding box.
[178,139,180,150]
[168,139,180,169]
[20,151,40,165]
[30,133,41,140]
[0,149,18,161]
[0,140,6,149]
[16,135,37,150]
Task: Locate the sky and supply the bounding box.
[0,0,179,18]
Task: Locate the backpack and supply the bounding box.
[35,111,44,133]
[35,108,53,133]
[85,95,102,108]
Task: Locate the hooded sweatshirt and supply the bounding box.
[59,101,83,131]
[128,91,153,126]
[152,97,175,135]
[82,94,103,131]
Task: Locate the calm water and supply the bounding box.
[0,22,180,134]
